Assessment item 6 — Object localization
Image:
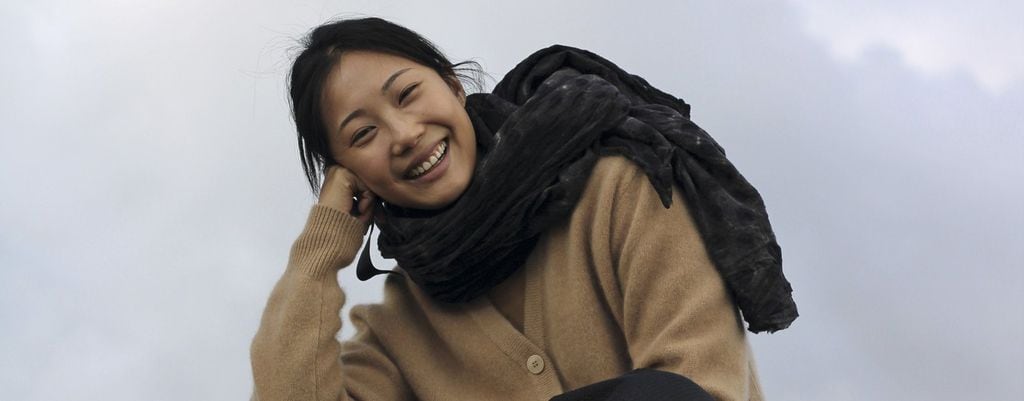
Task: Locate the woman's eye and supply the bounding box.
[398,83,419,104]
[351,127,375,146]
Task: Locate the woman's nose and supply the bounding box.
[389,118,425,156]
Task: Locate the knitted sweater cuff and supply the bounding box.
[288,204,369,279]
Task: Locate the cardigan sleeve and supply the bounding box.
[607,160,761,401]
[249,205,416,401]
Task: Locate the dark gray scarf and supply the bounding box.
[358,45,797,333]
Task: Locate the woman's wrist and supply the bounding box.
[288,204,369,279]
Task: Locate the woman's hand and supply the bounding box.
[318,165,376,224]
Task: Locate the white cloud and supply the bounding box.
[785,0,1024,94]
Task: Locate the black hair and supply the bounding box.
[289,17,484,195]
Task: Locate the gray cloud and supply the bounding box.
[1,1,1020,400]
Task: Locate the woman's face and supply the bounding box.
[321,50,477,209]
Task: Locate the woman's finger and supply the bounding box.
[318,164,362,216]
[349,172,369,195]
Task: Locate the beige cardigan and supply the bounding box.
[250,156,764,400]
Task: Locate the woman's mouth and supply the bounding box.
[405,139,448,179]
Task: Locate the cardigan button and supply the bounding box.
[526,354,545,374]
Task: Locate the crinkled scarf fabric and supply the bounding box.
[358,45,797,333]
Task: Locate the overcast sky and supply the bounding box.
[1,0,1021,400]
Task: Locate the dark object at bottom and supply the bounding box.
[550,369,714,401]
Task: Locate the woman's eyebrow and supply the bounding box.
[380,67,412,95]
[337,67,414,136]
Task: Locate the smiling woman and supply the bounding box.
[250,16,795,401]
[320,51,476,209]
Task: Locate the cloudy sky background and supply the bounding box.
[1,0,1021,400]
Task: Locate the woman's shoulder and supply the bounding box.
[580,155,662,208]
[592,154,638,177]
[570,154,695,246]
[584,155,645,190]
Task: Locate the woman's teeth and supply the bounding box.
[409,140,448,178]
